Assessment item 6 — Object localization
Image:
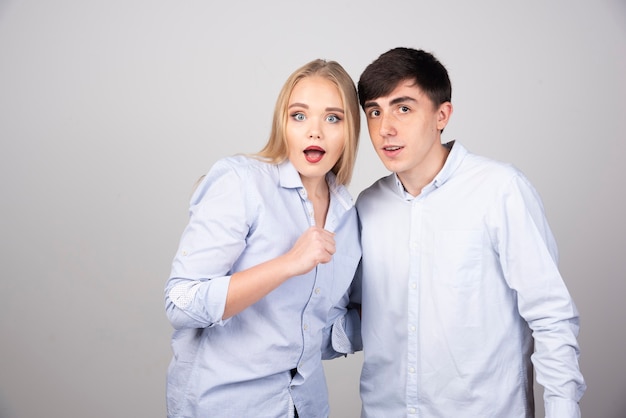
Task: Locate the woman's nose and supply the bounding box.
[308,121,322,139]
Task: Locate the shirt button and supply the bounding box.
[409,367,415,373]
[409,325,416,332]
[303,324,308,331]
[410,282,417,289]
[181,249,188,256]
[408,407,416,414]
[314,288,321,295]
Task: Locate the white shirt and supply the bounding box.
[165,156,361,418]
[355,141,585,418]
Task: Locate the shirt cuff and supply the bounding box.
[545,398,581,418]
[331,308,362,354]
[199,275,230,326]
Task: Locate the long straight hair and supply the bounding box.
[256,59,360,186]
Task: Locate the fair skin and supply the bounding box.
[223,76,346,319]
[363,79,453,196]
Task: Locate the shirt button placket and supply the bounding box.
[407,199,421,414]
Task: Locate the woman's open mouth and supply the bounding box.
[304,146,325,163]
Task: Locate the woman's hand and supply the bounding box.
[224,226,335,319]
[284,226,336,277]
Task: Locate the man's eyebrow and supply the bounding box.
[364,96,417,109]
[389,96,417,106]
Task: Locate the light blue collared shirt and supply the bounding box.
[355,141,585,418]
[165,156,361,418]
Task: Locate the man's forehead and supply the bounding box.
[366,82,424,107]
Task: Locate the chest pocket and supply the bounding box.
[434,229,483,288]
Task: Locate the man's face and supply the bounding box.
[363,80,451,188]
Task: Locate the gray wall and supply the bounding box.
[1,1,624,417]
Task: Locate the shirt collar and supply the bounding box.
[393,140,468,200]
[434,140,467,187]
[277,159,353,211]
[278,159,303,189]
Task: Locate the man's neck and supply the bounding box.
[397,144,450,197]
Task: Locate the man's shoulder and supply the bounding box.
[357,174,395,199]
[458,150,522,184]
[355,174,400,215]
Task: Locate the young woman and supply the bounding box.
[165,59,361,418]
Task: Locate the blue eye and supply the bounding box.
[326,114,341,123]
[292,112,306,121]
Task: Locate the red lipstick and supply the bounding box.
[304,146,325,163]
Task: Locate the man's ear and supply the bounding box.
[437,102,453,131]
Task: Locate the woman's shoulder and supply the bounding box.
[208,154,276,177]
[203,155,281,195]
[191,155,278,204]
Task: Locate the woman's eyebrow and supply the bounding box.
[288,103,344,114]
[288,102,308,109]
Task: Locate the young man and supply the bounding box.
[354,47,586,417]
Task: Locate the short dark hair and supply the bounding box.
[358,47,452,109]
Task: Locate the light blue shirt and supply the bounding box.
[355,142,585,418]
[165,156,361,418]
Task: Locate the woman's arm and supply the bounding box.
[223,226,335,319]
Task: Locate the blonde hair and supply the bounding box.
[256,59,360,185]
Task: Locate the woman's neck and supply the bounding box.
[302,176,330,227]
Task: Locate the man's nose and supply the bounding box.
[379,113,396,137]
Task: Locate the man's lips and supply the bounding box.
[304,146,325,163]
[381,145,404,156]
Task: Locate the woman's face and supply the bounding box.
[285,75,346,187]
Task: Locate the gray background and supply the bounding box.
[1,0,624,417]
